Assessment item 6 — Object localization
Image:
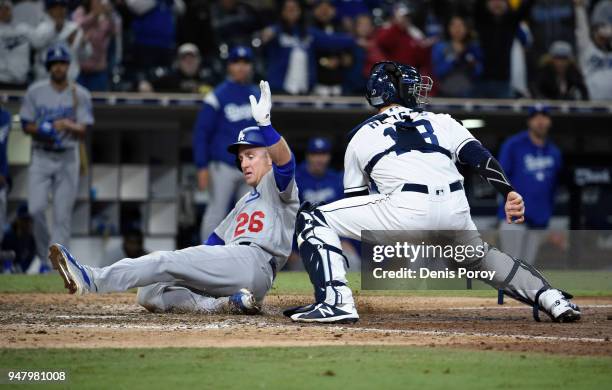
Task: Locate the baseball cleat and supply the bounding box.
[49,244,93,295]
[290,302,359,324]
[538,289,581,322]
[229,288,260,315]
[282,303,317,318]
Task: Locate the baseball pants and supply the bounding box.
[200,161,251,241]
[88,244,274,313]
[302,186,550,306]
[28,148,79,266]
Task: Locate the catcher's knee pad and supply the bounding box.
[295,202,328,246]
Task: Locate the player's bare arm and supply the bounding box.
[53,119,86,139]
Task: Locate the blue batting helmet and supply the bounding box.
[365,61,433,109]
[228,126,267,170]
[45,44,71,69]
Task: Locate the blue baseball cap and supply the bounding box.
[228,46,253,63]
[528,104,550,118]
[307,137,332,153]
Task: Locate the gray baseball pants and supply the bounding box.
[28,148,79,266]
[87,244,274,313]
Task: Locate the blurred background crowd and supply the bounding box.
[0,0,611,100]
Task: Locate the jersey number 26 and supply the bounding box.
[234,211,265,237]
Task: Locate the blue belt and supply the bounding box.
[401,180,463,194]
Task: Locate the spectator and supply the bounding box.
[1,204,36,273]
[175,0,215,59]
[192,46,258,241]
[374,3,431,76]
[149,43,213,93]
[126,0,185,80]
[295,137,343,204]
[431,14,483,97]
[473,0,534,98]
[527,0,576,71]
[575,0,612,100]
[30,0,92,81]
[72,0,119,91]
[352,13,384,84]
[535,40,588,100]
[260,0,355,94]
[498,105,561,265]
[312,0,353,96]
[210,0,260,48]
[11,0,45,27]
[0,105,8,245]
[0,0,33,89]
[19,44,94,272]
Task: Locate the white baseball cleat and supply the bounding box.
[229,288,260,315]
[49,243,93,295]
[290,302,359,324]
[538,289,581,322]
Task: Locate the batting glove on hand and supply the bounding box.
[249,80,272,126]
[38,121,57,138]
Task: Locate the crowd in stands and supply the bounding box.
[0,0,610,99]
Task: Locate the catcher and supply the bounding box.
[50,81,299,314]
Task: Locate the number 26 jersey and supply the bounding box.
[214,169,300,267]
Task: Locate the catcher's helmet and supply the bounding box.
[45,44,71,70]
[228,126,267,169]
[365,61,433,109]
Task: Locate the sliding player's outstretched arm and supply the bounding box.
[249,80,292,166]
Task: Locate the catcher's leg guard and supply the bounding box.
[462,242,580,322]
[295,204,354,307]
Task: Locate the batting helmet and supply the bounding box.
[228,126,267,169]
[365,61,433,109]
[45,44,71,70]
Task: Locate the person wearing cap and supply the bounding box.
[295,137,343,205]
[29,0,92,81]
[192,45,259,242]
[535,40,588,100]
[150,43,212,94]
[0,0,34,89]
[574,0,612,100]
[497,105,562,265]
[72,0,120,91]
[19,43,94,273]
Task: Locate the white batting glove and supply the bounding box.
[249,80,272,126]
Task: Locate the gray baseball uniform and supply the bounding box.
[84,169,299,313]
[19,80,93,266]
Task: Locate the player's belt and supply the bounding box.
[401,180,463,194]
[239,241,277,280]
[33,145,70,153]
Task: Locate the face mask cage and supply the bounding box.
[410,75,433,105]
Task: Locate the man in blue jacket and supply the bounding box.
[192,46,259,241]
[295,137,343,204]
[498,105,562,264]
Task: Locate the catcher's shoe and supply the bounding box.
[229,288,260,315]
[290,302,359,324]
[49,243,93,295]
[283,303,317,318]
[538,289,581,322]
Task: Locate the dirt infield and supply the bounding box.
[1,293,611,356]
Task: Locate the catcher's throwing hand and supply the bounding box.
[505,191,525,224]
[249,80,272,126]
